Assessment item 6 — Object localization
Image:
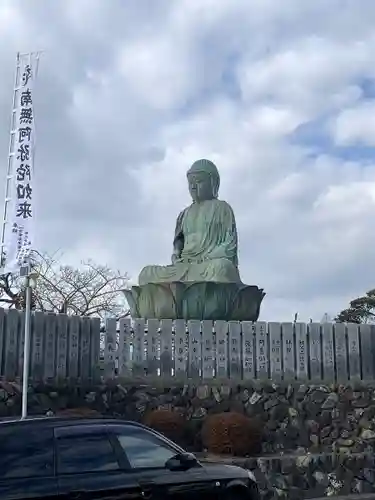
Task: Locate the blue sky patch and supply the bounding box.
[291,115,375,163]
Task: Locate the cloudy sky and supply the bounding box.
[1,0,375,322]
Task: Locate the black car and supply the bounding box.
[0,416,259,500]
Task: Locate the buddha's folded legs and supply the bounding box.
[197,258,241,283]
[139,263,189,285]
[138,258,241,285]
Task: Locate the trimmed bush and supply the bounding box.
[201,412,263,456]
[143,409,186,446]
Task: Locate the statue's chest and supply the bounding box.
[183,204,216,234]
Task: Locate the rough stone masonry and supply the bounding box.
[1,379,375,499]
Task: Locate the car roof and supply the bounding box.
[0,416,150,430]
[0,415,186,452]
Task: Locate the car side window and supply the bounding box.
[0,427,54,479]
[114,427,177,469]
[56,431,120,474]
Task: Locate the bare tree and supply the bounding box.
[0,251,130,319]
[0,272,24,309]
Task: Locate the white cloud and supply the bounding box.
[1,0,375,322]
[331,101,375,146]
[117,37,196,110]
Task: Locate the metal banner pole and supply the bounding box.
[21,272,32,419]
[19,51,41,419]
[2,51,42,417]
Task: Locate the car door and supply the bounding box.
[0,424,58,500]
[54,424,143,500]
[108,424,219,500]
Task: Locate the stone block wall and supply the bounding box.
[206,453,375,498]
[1,379,375,498]
[1,380,375,454]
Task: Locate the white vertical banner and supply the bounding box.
[3,54,37,273]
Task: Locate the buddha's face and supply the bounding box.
[188,171,213,202]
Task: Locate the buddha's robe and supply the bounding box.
[138,199,241,285]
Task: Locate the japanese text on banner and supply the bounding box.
[6,59,35,272]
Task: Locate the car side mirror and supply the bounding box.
[165,452,198,471]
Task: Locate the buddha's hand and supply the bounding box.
[204,252,227,262]
[171,252,183,264]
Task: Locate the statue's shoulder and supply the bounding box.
[177,206,189,217]
[216,199,235,213]
[176,206,189,224]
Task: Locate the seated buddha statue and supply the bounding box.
[139,159,242,285]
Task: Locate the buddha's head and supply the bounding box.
[187,159,220,202]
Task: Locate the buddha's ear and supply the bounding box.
[210,175,219,198]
